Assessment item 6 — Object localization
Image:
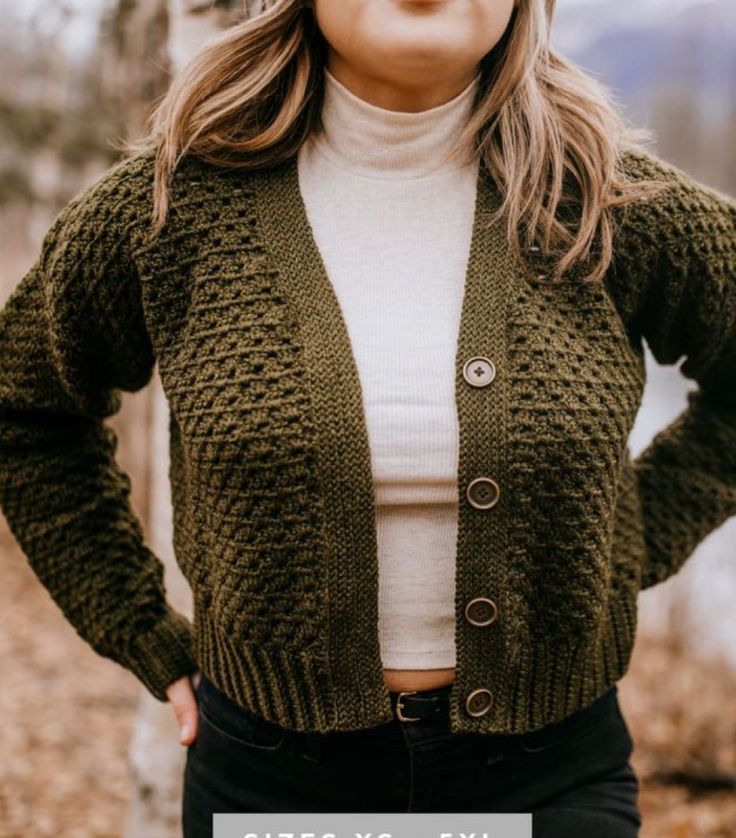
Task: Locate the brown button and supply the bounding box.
[462,356,496,388]
[466,476,500,509]
[465,597,499,626]
[465,688,493,717]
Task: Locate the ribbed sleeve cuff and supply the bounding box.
[124,607,199,701]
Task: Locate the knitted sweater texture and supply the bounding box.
[0,146,734,735]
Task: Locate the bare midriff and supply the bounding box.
[383,667,455,692]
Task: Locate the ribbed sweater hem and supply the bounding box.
[191,584,638,734]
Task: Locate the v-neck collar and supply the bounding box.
[249,152,523,727]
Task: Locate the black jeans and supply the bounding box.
[183,674,641,837]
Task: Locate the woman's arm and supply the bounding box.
[611,148,736,590]
[0,157,198,701]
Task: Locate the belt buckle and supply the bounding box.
[395,690,421,722]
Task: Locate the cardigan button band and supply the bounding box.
[465,597,499,626]
[462,356,496,388]
[466,476,500,509]
[465,688,494,717]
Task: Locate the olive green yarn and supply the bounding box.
[0,145,734,734]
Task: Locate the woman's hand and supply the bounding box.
[167,670,202,746]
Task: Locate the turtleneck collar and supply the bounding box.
[307,67,481,179]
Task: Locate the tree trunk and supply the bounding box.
[125,384,191,838]
[116,2,181,836]
[125,3,258,836]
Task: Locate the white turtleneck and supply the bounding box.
[297,68,480,669]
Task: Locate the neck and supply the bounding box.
[306,67,481,180]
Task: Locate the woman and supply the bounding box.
[0,0,734,834]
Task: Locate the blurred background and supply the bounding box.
[0,0,734,836]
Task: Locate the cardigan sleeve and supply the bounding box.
[0,163,198,700]
[611,149,736,590]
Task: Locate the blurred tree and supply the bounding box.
[108,0,170,137]
[0,5,121,288]
[124,8,263,838]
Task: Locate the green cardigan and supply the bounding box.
[0,146,734,734]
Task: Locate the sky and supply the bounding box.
[2,0,107,54]
[562,0,716,6]
[0,0,725,55]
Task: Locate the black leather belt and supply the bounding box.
[389,684,452,722]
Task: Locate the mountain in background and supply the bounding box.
[554,0,736,122]
[553,0,736,187]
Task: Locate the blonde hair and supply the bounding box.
[131,0,668,284]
